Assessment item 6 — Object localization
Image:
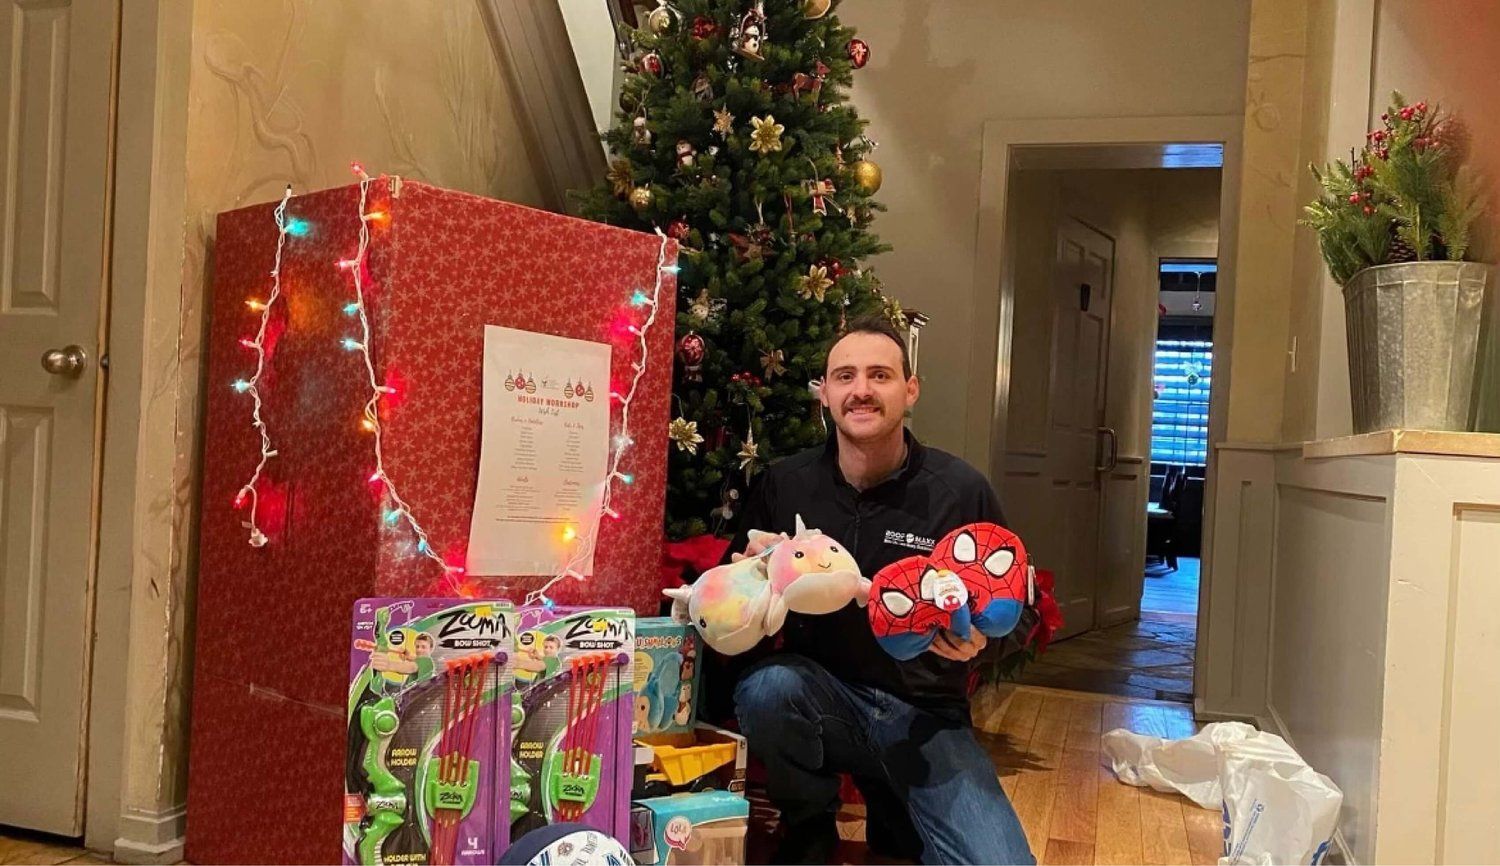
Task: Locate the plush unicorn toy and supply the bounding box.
[664,516,869,655]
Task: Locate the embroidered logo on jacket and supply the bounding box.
[883,529,936,552]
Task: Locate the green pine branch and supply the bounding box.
[1304,91,1491,283]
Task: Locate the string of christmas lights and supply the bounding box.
[523,228,675,607]
[232,185,296,548]
[340,164,459,580]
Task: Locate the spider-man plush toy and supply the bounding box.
[868,523,1031,660]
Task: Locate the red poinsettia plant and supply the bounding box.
[971,567,1063,691]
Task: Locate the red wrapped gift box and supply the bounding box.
[186,180,676,864]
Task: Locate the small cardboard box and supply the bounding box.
[629,791,750,865]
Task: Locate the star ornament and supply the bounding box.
[669,417,705,454]
[798,264,834,302]
[738,435,760,477]
[749,115,785,154]
[713,106,734,138]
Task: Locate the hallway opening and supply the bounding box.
[986,136,1231,707]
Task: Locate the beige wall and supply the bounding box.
[103,0,545,853]
[1199,0,1343,719]
[839,0,1250,457]
[1221,0,1316,445]
[1370,0,1500,430]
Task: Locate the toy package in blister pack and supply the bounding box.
[345,598,515,865]
[509,606,635,845]
[632,617,702,737]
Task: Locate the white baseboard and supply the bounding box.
[1192,695,1264,727]
[113,805,186,865]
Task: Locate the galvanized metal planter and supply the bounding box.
[1344,261,1490,432]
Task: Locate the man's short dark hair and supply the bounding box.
[825,314,912,379]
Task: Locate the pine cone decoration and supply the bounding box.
[1434,117,1470,163]
[1387,229,1418,264]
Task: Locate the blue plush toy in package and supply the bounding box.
[632,618,702,737]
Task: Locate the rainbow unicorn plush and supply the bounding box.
[664,516,869,655]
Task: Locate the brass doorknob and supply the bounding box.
[41,345,87,376]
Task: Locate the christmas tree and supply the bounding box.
[577,0,904,541]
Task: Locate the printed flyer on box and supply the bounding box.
[467,326,611,576]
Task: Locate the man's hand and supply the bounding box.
[927,628,987,662]
[731,530,788,562]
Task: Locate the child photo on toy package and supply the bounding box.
[509,607,635,845]
[345,598,516,866]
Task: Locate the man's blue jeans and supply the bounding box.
[734,654,1035,865]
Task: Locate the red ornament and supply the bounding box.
[846,38,870,69]
[821,258,847,279]
[678,332,706,381]
[691,16,720,39]
[667,219,691,241]
[640,52,663,76]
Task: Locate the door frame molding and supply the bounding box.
[970,114,1244,704]
[87,0,195,857]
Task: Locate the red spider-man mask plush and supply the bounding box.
[867,523,1030,660]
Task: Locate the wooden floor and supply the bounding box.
[0,827,106,865]
[832,684,1221,866]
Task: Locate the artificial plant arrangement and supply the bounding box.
[1303,92,1486,284]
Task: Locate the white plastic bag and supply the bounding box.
[1101,720,1257,808]
[1102,722,1342,865]
[1217,732,1342,865]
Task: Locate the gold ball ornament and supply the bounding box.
[646,2,674,34]
[803,0,832,18]
[629,186,655,211]
[851,159,883,194]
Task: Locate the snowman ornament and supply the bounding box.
[733,3,767,60]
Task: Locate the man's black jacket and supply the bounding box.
[714,429,1006,721]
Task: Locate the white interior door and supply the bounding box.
[0,0,115,835]
[1045,218,1114,640]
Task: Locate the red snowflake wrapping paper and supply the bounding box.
[186,181,676,864]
